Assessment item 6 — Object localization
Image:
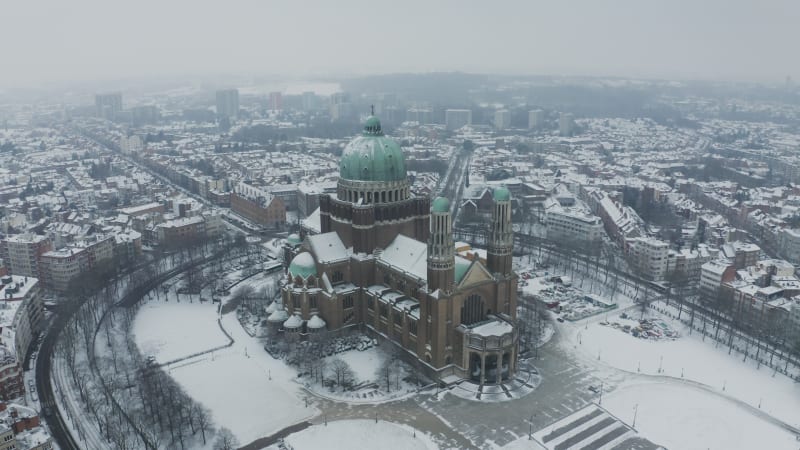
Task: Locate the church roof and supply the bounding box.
[307,232,351,264]
[454,256,471,283]
[339,116,407,182]
[378,234,427,281]
[493,186,511,201]
[432,196,450,213]
[288,252,316,279]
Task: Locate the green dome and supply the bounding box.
[493,186,511,202]
[432,197,450,213]
[339,116,407,182]
[288,252,316,279]
[286,233,302,246]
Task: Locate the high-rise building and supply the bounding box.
[269,91,283,111]
[559,112,575,136]
[0,234,52,278]
[494,109,511,130]
[130,105,159,125]
[301,91,317,111]
[329,92,353,122]
[445,109,472,131]
[95,93,123,120]
[406,108,432,124]
[528,109,545,129]
[216,89,240,120]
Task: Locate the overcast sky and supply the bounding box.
[2,0,799,88]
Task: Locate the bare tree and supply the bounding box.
[329,358,355,389]
[213,427,239,450]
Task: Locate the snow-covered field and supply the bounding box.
[277,420,437,450]
[571,310,800,429]
[134,299,226,363]
[604,382,800,450]
[166,312,316,445]
[135,296,317,446]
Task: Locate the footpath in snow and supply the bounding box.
[163,311,318,445]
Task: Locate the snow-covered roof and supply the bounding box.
[284,314,303,329]
[307,314,326,329]
[378,234,427,281]
[470,319,513,337]
[308,232,351,264]
[267,307,288,323]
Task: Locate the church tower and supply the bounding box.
[487,187,513,276]
[427,197,455,293]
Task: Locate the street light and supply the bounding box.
[632,403,639,429]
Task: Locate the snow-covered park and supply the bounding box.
[273,419,437,450]
[555,306,800,448]
[134,299,225,363]
[604,381,800,450]
[134,297,317,446]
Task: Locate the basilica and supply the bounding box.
[273,116,519,384]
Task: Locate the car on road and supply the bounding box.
[588,385,600,393]
[557,317,565,323]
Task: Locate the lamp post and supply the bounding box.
[632,403,638,429]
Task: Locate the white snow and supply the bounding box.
[139,302,316,445]
[281,419,437,450]
[324,347,385,382]
[470,320,514,337]
[570,310,800,432]
[604,382,800,450]
[134,299,226,363]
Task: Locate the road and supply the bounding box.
[37,249,231,449]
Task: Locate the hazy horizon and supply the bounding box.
[3,0,800,89]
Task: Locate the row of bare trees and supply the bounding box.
[53,239,242,449]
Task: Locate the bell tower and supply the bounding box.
[427,197,455,293]
[487,187,513,277]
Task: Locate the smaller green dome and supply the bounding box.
[493,186,511,202]
[432,197,450,213]
[287,233,302,246]
[289,252,316,279]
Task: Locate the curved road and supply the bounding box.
[37,250,231,449]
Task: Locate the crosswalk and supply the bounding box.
[532,403,643,450]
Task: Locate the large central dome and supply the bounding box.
[339,116,407,182]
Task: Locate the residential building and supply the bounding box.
[528,109,545,129]
[269,91,283,111]
[700,260,736,301]
[0,235,52,279]
[39,235,115,292]
[493,110,511,130]
[230,182,287,228]
[215,89,240,119]
[559,112,574,136]
[95,93,122,120]
[626,237,670,281]
[544,202,603,250]
[778,228,800,264]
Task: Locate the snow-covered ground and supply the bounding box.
[604,381,800,450]
[306,345,423,404]
[134,298,226,363]
[570,309,800,430]
[324,346,385,382]
[275,419,437,450]
[164,312,317,445]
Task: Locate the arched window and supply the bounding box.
[461,294,484,325]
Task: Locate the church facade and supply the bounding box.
[275,116,519,384]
